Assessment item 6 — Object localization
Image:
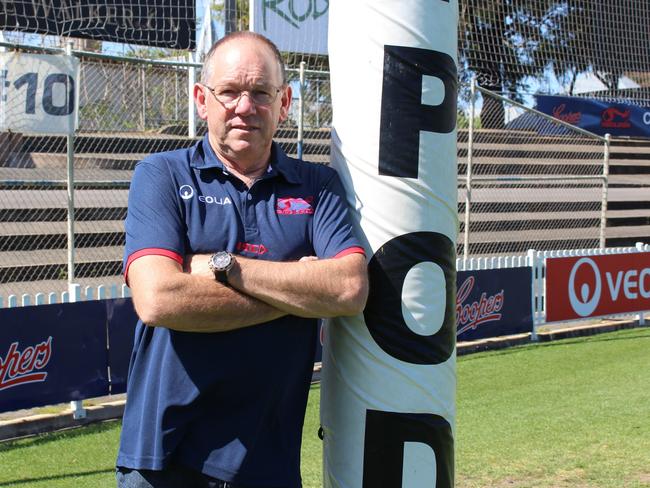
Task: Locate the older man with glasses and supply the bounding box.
[115,31,368,488]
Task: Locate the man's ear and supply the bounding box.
[278,85,292,123]
[193,83,209,121]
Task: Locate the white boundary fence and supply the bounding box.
[0,282,130,308]
[528,241,650,333]
[0,244,646,418]
[458,241,650,340]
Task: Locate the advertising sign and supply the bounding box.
[250,0,328,55]
[536,95,650,138]
[106,298,138,395]
[546,253,650,322]
[456,267,533,342]
[1,52,79,134]
[0,301,109,413]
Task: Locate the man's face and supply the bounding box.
[195,39,291,167]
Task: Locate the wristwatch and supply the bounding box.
[208,251,234,283]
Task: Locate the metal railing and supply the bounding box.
[460,79,612,259]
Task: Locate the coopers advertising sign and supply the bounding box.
[546,253,650,322]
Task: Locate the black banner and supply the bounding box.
[0,0,195,50]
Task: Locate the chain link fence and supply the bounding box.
[0,46,334,297]
[1,44,621,296]
[459,82,609,258]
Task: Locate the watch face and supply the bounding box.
[212,252,232,270]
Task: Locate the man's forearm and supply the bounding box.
[188,253,368,318]
[129,255,286,332]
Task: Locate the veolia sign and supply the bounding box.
[546,253,650,322]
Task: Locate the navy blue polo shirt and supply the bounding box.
[117,135,363,487]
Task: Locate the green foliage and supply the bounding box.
[212,0,250,32]
[457,111,481,130]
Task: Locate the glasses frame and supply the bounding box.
[202,83,283,108]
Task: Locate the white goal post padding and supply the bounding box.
[323,1,459,486]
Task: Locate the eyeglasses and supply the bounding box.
[202,83,282,107]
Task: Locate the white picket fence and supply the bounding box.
[0,282,131,308]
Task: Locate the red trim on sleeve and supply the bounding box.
[124,248,184,285]
[334,246,366,259]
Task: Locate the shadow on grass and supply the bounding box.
[0,420,120,453]
[0,468,115,486]
[460,328,650,362]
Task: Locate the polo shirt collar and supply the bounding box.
[190,134,302,184]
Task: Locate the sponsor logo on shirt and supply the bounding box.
[179,185,232,205]
[237,242,268,255]
[276,196,314,215]
[198,195,232,205]
[179,185,194,200]
[0,336,53,392]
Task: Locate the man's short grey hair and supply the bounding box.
[201,31,287,85]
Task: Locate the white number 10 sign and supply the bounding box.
[1,52,79,135]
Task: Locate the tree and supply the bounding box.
[212,0,249,33]
[459,0,572,128]
[460,1,650,128]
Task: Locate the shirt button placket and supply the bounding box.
[243,189,258,240]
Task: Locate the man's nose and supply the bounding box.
[234,92,256,114]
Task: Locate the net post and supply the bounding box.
[298,61,306,160]
[68,282,86,419]
[464,76,476,260]
[140,65,146,130]
[527,248,539,342]
[65,40,76,284]
[188,51,196,138]
[599,133,611,249]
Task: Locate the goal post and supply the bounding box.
[323,1,459,486]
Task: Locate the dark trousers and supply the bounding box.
[116,464,244,488]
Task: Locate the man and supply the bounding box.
[116,32,368,487]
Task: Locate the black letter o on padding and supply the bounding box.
[363,231,456,365]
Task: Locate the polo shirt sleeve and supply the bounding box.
[123,157,186,281]
[313,170,365,259]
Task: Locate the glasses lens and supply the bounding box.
[250,88,277,105]
[211,85,279,106]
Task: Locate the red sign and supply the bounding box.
[546,253,650,322]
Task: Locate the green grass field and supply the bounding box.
[1,327,648,487]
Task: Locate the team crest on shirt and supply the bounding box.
[276,197,314,215]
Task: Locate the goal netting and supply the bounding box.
[0,0,195,49]
[460,1,650,105]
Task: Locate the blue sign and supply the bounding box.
[456,267,533,342]
[0,301,109,413]
[536,95,650,138]
[106,298,138,395]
